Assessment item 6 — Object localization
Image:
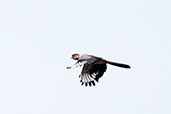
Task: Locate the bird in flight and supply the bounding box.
[67,53,131,87]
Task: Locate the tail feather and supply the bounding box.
[104,60,131,68]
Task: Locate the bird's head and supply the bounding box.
[70,53,80,60]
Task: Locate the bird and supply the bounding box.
[67,53,131,87]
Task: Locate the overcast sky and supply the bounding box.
[0,0,171,114]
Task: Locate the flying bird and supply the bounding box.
[67,53,131,87]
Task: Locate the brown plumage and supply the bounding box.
[67,53,131,86]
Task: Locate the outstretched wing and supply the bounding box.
[66,60,87,69]
[79,63,107,86]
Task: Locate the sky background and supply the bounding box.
[0,0,171,114]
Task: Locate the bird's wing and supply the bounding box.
[66,60,87,69]
[79,63,107,86]
[67,55,100,69]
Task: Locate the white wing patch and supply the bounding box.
[91,72,98,78]
[75,61,87,67]
[67,61,87,69]
[79,72,99,86]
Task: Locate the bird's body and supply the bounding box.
[67,54,130,86]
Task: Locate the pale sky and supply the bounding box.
[0,0,171,114]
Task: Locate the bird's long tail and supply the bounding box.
[104,60,131,68]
